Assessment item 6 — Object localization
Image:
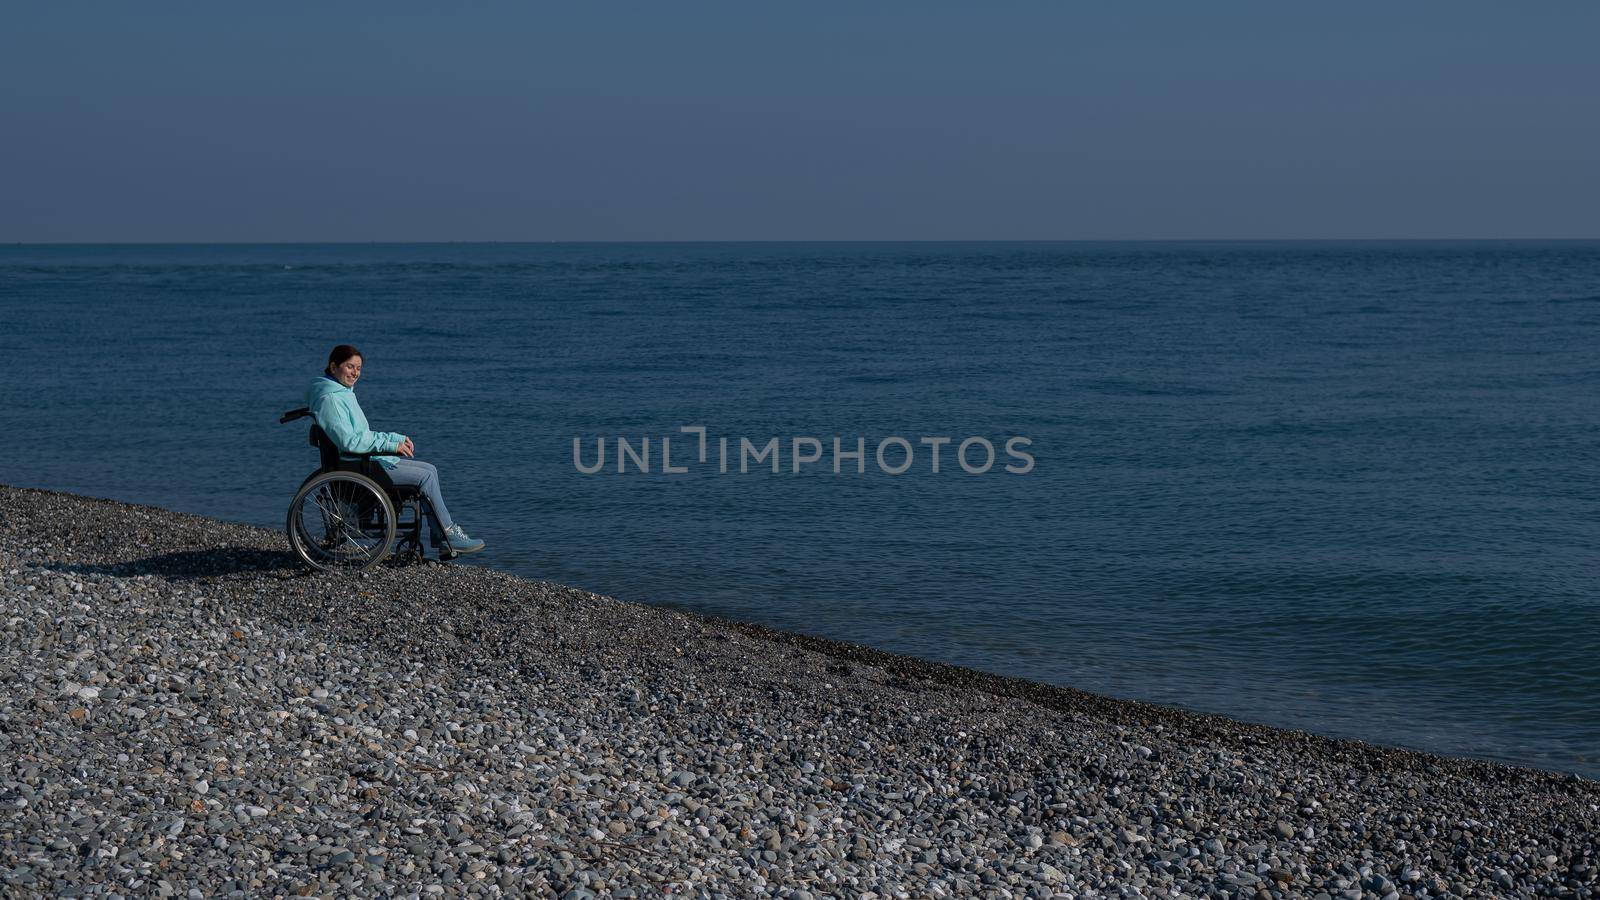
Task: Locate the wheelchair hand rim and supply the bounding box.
[285,470,398,573]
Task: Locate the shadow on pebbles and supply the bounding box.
[1,485,1596,899]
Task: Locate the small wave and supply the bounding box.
[1078,378,1225,397]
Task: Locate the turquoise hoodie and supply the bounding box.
[306,375,407,470]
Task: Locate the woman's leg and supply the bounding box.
[385,459,456,532]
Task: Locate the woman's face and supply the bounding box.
[331,356,362,388]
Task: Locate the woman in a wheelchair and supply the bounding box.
[307,344,484,555]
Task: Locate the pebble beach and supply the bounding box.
[1,484,1596,899]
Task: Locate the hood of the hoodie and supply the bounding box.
[307,375,352,404]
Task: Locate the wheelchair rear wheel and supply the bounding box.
[286,471,397,573]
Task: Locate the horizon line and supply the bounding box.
[6,237,1600,246]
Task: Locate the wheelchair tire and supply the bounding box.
[286,471,397,573]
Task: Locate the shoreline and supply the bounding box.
[2,483,1597,897]
[2,482,1579,786]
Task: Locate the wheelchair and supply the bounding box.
[279,407,457,573]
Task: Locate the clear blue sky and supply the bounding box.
[4,3,1597,241]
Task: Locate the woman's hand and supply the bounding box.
[396,437,415,458]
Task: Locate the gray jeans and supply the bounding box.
[385,459,456,532]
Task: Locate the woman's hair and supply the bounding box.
[325,344,363,375]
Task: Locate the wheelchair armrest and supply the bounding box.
[280,407,312,424]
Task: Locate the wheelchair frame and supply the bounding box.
[280,407,456,571]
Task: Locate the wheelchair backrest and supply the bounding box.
[309,423,342,472]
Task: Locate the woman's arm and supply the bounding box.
[312,395,407,456]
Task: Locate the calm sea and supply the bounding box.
[3,242,1597,777]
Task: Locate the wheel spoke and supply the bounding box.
[311,489,345,537]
